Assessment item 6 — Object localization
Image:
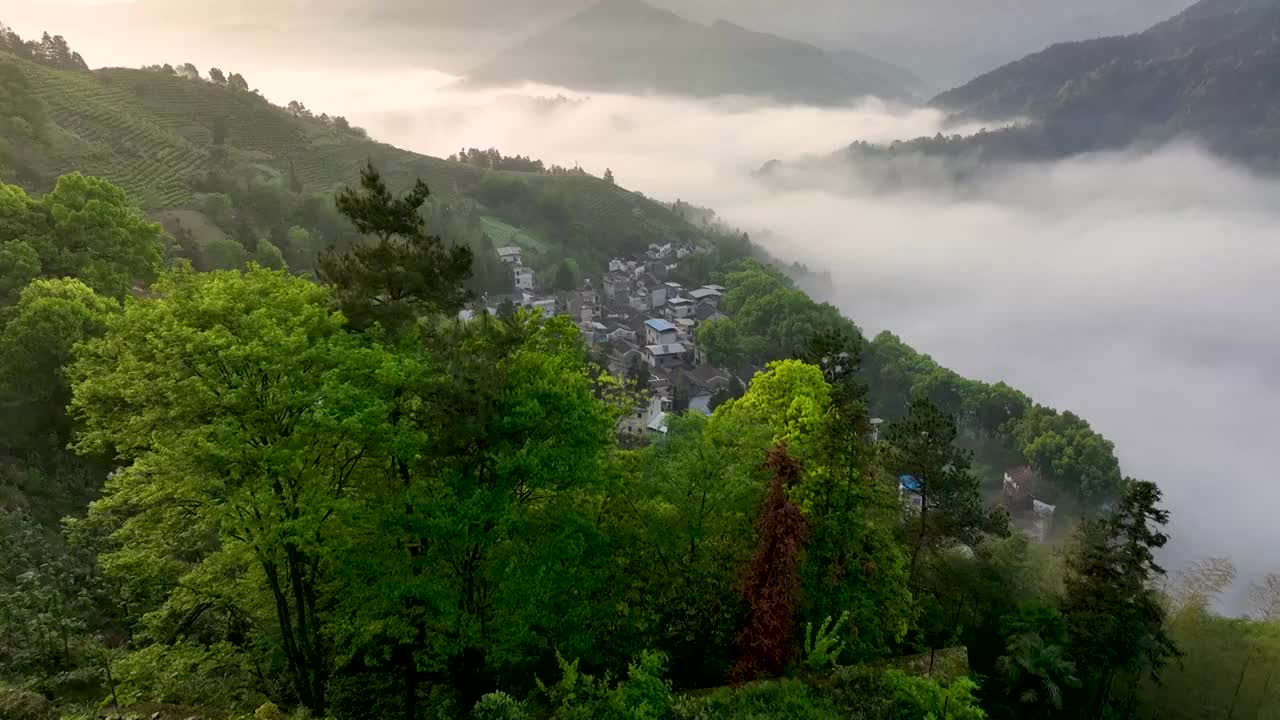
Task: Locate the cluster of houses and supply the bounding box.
[895,464,1058,545]
[1001,465,1058,543]
[489,246,1061,545]
[473,242,744,440]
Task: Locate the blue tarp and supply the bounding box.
[899,475,922,493]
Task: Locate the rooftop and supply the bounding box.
[667,297,694,306]
[495,246,522,257]
[644,318,676,332]
[646,343,687,356]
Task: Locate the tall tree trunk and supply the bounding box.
[1094,670,1116,720]
[909,496,929,584]
[286,544,326,716]
[103,647,120,714]
[261,558,312,710]
[1224,649,1254,720]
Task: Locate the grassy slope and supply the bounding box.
[4,53,709,266]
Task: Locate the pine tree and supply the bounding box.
[318,162,474,332]
[1062,480,1178,718]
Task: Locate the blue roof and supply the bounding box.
[899,475,922,493]
[645,318,676,332]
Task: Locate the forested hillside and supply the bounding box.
[802,0,1280,170]
[2,17,1279,720]
[0,30,715,286]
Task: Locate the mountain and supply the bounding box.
[925,0,1280,164]
[0,43,720,281]
[649,0,1192,89]
[462,0,918,104]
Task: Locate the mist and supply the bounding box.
[319,78,1275,610]
[4,5,1275,609]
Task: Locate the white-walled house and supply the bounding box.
[666,297,695,319]
[649,285,669,309]
[689,287,722,306]
[496,246,523,265]
[645,343,686,370]
[644,318,679,346]
[513,265,535,290]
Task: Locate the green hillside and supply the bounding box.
[0,49,715,275]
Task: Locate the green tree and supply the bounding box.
[552,260,578,292]
[796,330,913,662]
[609,413,761,685]
[0,240,41,307]
[335,312,619,713]
[0,278,118,450]
[1062,480,1177,719]
[994,607,1079,720]
[709,360,831,467]
[7,174,167,298]
[318,163,474,332]
[69,267,412,715]
[1013,406,1124,508]
[884,399,995,583]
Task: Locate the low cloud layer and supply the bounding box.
[325,79,1279,610]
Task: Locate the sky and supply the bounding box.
[5,0,1275,610]
[4,0,1194,86]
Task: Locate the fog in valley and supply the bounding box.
[344,83,1279,611]
[7,1,1277,612]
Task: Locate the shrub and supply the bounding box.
[255,701,286,720]
[802,612,850,671]
[672,680,841,720]
[473,691,529,720]
[535,649,673,720]
[110,641,261,715]
[0,689,54,720]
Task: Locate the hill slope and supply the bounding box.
[0,49,716,275]
[926,0,1280,164]
[463,0,916,104]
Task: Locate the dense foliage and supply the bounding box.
[0,165,1270,720]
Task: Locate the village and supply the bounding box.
[472,241,740,440]
[479,242,1060,543]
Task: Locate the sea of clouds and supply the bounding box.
[316,75,1278,611]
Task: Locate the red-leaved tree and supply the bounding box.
[731,444,809,682]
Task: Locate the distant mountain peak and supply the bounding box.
[463,1,920,104]
[927,0,1280,166]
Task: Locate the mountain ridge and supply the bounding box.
[861,0,1280,168]
[462,0,919,104]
